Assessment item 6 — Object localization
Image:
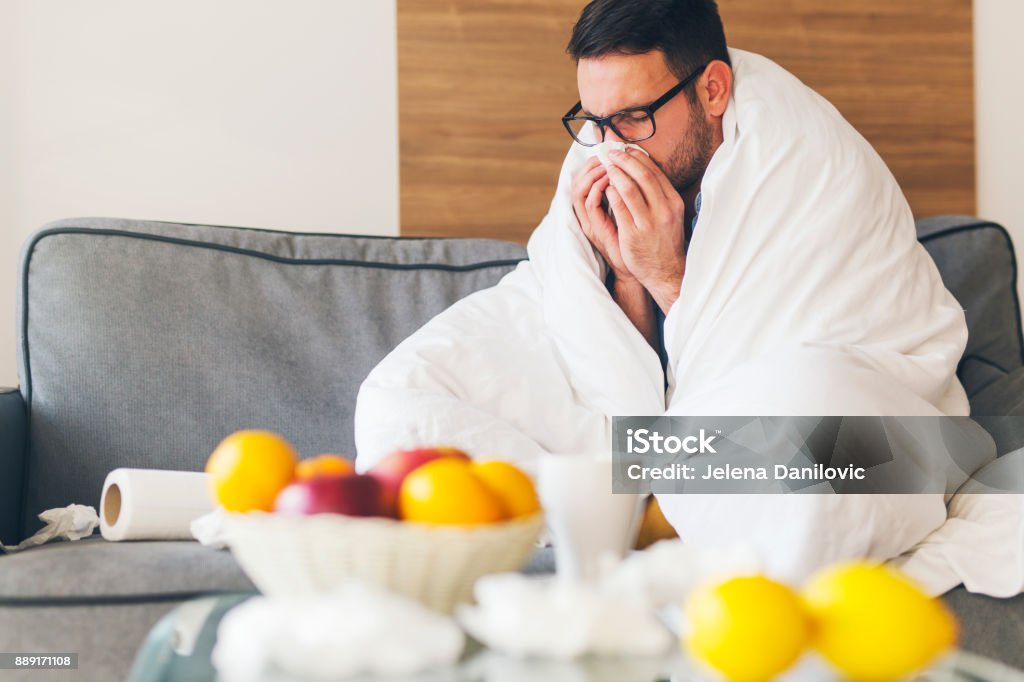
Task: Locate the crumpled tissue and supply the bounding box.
[457,573,672,660]
[456,539,761,659]
[211,582,465,682]
[190,507,229,549]
[594,140,650,168]
[0,504,98,553]
[604,539,762,606]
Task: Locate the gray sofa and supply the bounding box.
[1,216,1023,680]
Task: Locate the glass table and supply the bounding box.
[127,593,1024,682]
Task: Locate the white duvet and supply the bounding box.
[355,49,1024,596]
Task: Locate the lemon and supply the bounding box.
[685,575,811,681]
[802,561,957,680]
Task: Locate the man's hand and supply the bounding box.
[570,157,635,284]
[605,148,687,313]
[571,156,657,346]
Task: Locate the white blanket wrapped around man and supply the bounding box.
[355,49,1024,596]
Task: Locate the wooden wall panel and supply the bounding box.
[398,0,974,241]
[719,0,975,223]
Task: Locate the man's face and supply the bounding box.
[576,50,715,195]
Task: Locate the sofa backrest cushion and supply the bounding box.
[16,218,526,536]
[916,216,1024,411]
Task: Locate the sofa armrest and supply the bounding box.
[0,387,26,546]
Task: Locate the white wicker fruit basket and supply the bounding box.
[223,511,545,613]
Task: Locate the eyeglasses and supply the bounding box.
[562,63,709,146]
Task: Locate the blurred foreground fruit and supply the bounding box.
[296,454,354,481]
[802,562,957,680]
[206,430,298,512]
[399,458,512,525]
[685,575,811,681]
[370,447,470,517]
[634,496,678,549]
[274,474,382,517]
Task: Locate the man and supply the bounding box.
[565,0,731,357]
[354,1,1019,591]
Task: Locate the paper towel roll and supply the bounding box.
[100,468,214,541]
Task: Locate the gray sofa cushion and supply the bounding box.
[917,216,1024,403]
[970,368,1024,456]
[943,587,1024,669]
[0,537,253,603]
[17,218,526,538]
[970,368,1024,418]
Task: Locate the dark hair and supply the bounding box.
[566,0,730,99]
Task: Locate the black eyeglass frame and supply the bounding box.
[562,63,710,146]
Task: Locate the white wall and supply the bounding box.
[976,0,1024,306]
[1,4,18,387]
[0,0,399,387]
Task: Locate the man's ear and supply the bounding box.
[700,60,732,118]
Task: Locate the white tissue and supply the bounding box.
[594,141,650,169]
[457,573,673,660]
[0,504,98,553]
[190,508,229,549]
[604,540,762,606]
[211,583,465,682]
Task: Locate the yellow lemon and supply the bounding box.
[469,460,541,518]
[205,430,298,512]
[802,561,957,680]
[685,575,811,681]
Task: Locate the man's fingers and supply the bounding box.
[605,186,636,234]
[581,162,608,188]
[585,175,609,212]
[571,158,603,190]
[571,186,590,235]
[609,150,668,204]
[606,164,646,226]
[624,148,678,200]
[571,163,608,204]
[585,176,614,237]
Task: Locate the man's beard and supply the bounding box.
[662,99,715,195]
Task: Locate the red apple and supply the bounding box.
[369,447,470,518]
[273,473,382,517]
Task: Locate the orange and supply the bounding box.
[634,496,678,550]
[206,430,298,512]
[399,458,505,525]
[470,460,540,518]
[296,454,354,480]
